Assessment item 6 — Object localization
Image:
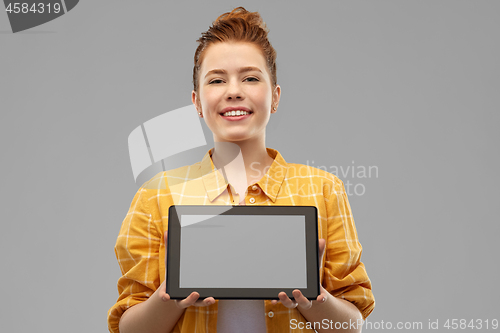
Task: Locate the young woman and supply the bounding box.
[108,7,374,333]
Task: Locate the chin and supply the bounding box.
[219,135,252,143]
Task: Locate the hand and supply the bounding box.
[158,231,215,309]
[271,238,328,310]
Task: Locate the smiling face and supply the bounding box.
[192,42,280,144]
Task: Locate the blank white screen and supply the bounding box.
[179,215,306,288]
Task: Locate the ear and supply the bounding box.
[271,84,281,114]
[192,90,201,112]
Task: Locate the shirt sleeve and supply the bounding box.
[323,178,375,320]
[107,187,163,333]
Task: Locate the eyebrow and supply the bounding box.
[204,66,262,78]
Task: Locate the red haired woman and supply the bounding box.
[108,7,374,333]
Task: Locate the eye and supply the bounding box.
[209,79,224,84]
[245,77,259,82]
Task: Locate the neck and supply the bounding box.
[211,138,274,186]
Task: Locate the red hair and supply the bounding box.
[192,7,277,93]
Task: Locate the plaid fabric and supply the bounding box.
[108,148,375,333]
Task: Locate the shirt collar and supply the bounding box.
[199,147,288,203]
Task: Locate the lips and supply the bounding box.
[220,112,252,121]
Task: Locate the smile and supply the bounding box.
[220,111,253,121]
[221,110,252,117]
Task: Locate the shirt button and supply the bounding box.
[252,185,258,190]
[268,311,274,318]
[249,197,256,204]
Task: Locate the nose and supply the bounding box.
[225,79,244,100]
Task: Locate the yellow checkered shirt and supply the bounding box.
[108,148,375,332]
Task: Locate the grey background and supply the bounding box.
[0,0,498,332]
[180,215,306,288]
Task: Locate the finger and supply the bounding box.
[205,297,215,305]
[316,287,329,303]
[318,238,326,260]
[316,294,327,303]
[194,296,215,307]
[292,289,312,309]
[158,282,171,302]
[278,292,297,309]
[176,291,200,309]
[164,230,168,248]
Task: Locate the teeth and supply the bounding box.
[222,110,251,117]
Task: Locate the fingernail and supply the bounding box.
[162,296,168,302]
[322,297,326,302]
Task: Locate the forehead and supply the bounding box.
[200,42,267,73]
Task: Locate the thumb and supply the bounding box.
[318,238,326,261]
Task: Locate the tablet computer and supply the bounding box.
[166,205,319,300]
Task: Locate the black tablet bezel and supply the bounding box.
[166,205,319,300]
